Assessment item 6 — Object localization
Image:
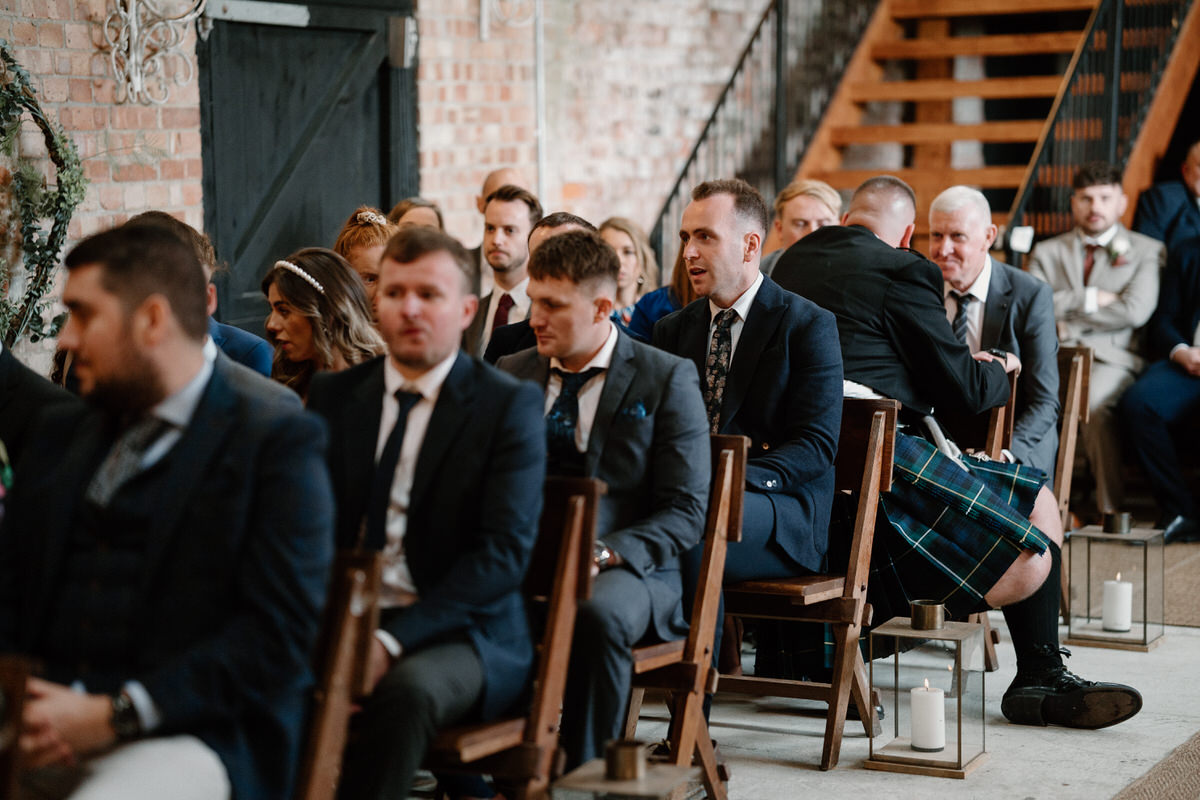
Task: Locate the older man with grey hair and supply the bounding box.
[929,186,1060,478]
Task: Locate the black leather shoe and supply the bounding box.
[1002,653,1142,729]
[1162,515,1200,544]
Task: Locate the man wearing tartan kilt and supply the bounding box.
[774,176,1141,731]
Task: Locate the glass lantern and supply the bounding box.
[865,616,988,779]
[1066,526,1165,651]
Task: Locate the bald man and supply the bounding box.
[773,177,1141,732]
[469,168,533,297]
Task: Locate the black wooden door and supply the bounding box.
[198,0,417,333]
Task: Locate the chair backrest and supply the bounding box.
[836,399,899,597]
[0,657,29,800]
[522,477,604,731]
[684,435,749,665]
[1054,346,1093,522]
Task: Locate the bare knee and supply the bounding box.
[1030,486,1063,546]
[984,548,1051,608]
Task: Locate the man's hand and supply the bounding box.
[972,350,1022,375]
[1171,346,1200,377]
[20,678,115,769]
[1096,289,1120,308]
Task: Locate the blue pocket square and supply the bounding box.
[621,401,647,419]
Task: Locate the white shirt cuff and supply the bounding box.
[123,680,163,733]
[374,629,403,660]
[1083,287,1099,315]
[1170,343,1189,359]
[1001,448,1016,464]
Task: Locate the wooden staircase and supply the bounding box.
[798,0,1099,252]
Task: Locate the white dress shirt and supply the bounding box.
[707,271,764,364]
[544,322,619,453]
[1078,224,1118,314]
[375,351,458,608]
[943,256,993,354]
[478,277,530,354]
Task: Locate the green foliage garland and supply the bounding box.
[0,38,88,347]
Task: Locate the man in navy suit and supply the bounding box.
[928,186,1060,478]
[0,343,75,465]
[2,224,333,799]
[126,211,273,376]
[1135,139,1200,257]
[652,179,844,664]
[1120,244,1200,542]
[307,227,545,800]
[497,230,709,767]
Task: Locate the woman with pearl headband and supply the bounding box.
[261,247,384,398]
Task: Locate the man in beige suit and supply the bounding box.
[1028,162,1165,514]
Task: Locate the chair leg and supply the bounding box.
[972,612,1001,672]
[623,687,645,739]
[692,729,728,800]
[820,621,860,771]
[849,651,881,737]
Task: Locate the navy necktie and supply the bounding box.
[366,388,422,547]
[704,309,737,434]
[951,292,974,346]
[546,366,605,472]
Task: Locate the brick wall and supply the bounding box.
[416,0,762,247]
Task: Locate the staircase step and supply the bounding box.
[871,32,1082,59]
[812,166,1027,189]
[891,0,1096,18]
[848,76,1061,102]
[830,121,1045,146]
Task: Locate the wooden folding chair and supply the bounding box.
[716,399,898,771]
[425,477,604,800]
[0,656,30,800]
[1055,346,1092,621]
[621,434,748,800]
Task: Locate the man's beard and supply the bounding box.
[85,344,167,420]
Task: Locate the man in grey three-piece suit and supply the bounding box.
[929,186,1060,479]
[1027,162,1164,513]
[497,230,710,769]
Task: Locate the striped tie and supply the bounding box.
[951,292,973,345]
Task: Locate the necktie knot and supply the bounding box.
[713,308,738,331]
[492,292,516,330]
[950,291,974,345]
[394,387,422,414]
[546,366,605,475]
[551,366,605,397]
[85,416,172,507]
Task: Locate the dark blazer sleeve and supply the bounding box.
[385,380,545,651]
[138,409,334,728]
[602,358,709,577]
[744,305,843,494]
[1009,278,1061,467]
[1134,183,1178,244]
[1148,250,1198,358]
[885,269,1010,416]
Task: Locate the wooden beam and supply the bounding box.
[847,76,1062,102]
[811,166,1027,188]
[892,0,1096,18]
[871,31,1081,59]
[830,120,1045,145]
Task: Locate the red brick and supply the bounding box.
[113,163,156,182]
[181,184,202,207]
[38,22,65,47]
[40,76,69,102]
[82,159,111,182]
[98,184,123,210]
[184,158,203,179]
[63,22,93,49]
[160,160,186,180]
[68,78,92,102]
[161,108,200,129]
[11,20,37,45]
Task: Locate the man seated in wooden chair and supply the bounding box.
[774,176,1142,731]
[1,223,334,799]
[652,179,845,685]
[307,227,546,800]
[497,230,710,769]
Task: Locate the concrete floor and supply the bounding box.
[628,614,1200,800]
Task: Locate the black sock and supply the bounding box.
[1000,540,1063,674]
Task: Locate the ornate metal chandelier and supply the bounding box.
[104,0,207,105]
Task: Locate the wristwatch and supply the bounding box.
[109,690,142,741]
[987,348,1008,361]
[593,542,616,571]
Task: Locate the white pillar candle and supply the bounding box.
[910,678,945,752]
[1102,573,1133,632]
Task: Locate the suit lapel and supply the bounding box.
[139,357,239,592]
[678,301,712,375]
[981,258,1012,350]
[1066,236,1086,292]
[343,360,386,547]
[721,278,785,431]
[586,332,635,475]
[409,352,475,510]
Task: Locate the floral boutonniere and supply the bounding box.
[1108,236,1130,266]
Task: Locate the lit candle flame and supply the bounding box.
[948,663,954,671]
[1116,572,1122,581]
[924,678,930,690]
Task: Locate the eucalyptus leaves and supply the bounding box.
[0,39,87,347]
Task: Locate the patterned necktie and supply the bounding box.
[951,292,974,345]
[546,366,605,468]
[366,388,423,547]
[85,416,171,507]
[704,309,738,434]
[492,293,516,331]
[1083,243,1099,285]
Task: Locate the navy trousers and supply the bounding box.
[1119,360,1200,521]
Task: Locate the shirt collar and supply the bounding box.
[384,349,458,400]
[708,270,764,323]
[152,345,216,430]
[946,256,993,303]
[497,276,530,308]
[1079,224,1118,248]
[550,321,620,373]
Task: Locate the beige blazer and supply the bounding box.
[1027,225,1164,371]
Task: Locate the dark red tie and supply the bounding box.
[492,293,515,330]
[1083,244,1099,285]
